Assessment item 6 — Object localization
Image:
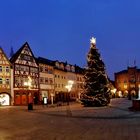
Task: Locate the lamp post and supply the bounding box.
[50,93,54,105]
[24,76,33,110]
[65,80,74,105]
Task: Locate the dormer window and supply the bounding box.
[71,66,75,72]
[66,64,70,71]
[60,63,64,70]
[55,62,59,68]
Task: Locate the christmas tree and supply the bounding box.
[81,37,110,107]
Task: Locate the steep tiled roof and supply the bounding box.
[10,42,37,64]
[0,47,11,66]
[75,65,85,74]
[115,70,127,75]
[36,57,54,66]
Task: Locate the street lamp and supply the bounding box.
[24,76,33,110]
[111,88,117,98]
[65,80,74,105]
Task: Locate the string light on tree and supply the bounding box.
[81,37,110,107]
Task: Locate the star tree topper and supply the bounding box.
[90,37,96,45]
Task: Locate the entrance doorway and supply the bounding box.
[0,93,10,105]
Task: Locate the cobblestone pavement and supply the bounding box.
[0,98,140,140]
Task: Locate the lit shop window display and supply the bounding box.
[0,94,10,105]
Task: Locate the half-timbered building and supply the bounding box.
[10,42,39,105]
[0,47,12,105]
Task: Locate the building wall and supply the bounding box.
[115,66,140,97]
[39,63,54,103]
[54,69,67,93]
[53,68,84,102]
[10,43,40,105]
[0,48,12,105]
[8,43,85,106]
[76,73,84,99]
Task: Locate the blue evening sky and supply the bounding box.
[0,0,140,80]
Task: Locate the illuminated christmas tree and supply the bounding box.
[81,37,110,106]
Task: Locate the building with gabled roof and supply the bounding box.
[10,42,39,105]
[0,47,12,105]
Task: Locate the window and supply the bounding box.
[66,65,70,71]
[6,79,10,85]
[71,66,75,72]
[48,68,53,74]
[0,78,2,84]
[44,67,48,72]
[40,77,44,83]
[30,67,38,73]
[0,66,2,72]
[39,66,43,72]
[77,77,79,81]
[6,66,10,73]
[49,78,53,84]
[124,80,127,83]
[60,63,64,70]
[45,78,48,83]
[20,66,25,71]
[15,65,20,71]
[55,62,59,68]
